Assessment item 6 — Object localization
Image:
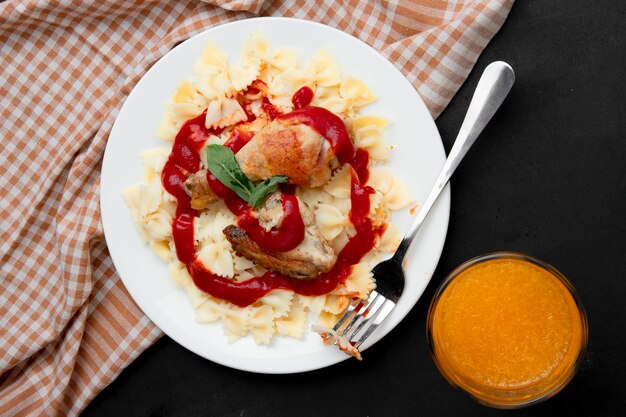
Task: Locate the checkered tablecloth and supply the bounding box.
[0,0,514,415]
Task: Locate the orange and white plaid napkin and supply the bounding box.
[0,0,514,415]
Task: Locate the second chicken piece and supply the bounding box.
[223,193,337,279]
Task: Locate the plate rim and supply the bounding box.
[100,16,450,374]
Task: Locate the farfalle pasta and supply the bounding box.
[125,31,413,345]
[314,204,347,241]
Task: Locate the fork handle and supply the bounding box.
[394,61,515,260]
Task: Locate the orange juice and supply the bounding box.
[428,253,587,408]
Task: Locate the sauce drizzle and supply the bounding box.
[292,86,314,109]
[224,128,254,154]
[352,148,370,184]
[261,97,281,121]
[223,194,305,253]
[161,111,215,264]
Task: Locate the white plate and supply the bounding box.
[101,17,450,374]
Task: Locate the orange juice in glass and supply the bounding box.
[427,252,587,408]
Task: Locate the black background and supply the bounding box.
[82,1,626,416]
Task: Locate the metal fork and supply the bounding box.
[326,62,516,359]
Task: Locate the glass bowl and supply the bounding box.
[426,252,588,408]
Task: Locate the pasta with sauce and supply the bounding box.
[125,31,412,345]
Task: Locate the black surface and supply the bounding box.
[82,1,626,416]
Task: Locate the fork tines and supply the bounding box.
[331,290,397,355]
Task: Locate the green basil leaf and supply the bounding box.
[248,175,290,209]
[205,144,254,201]
[205,144,290,209]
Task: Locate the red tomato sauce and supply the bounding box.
[352,148,370,184]
[228,194,305,252]
[190,259,353,307]
[262,97,281,121]
[224,128,254,154]
[161,111,216,264]
[292,86,314,109]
